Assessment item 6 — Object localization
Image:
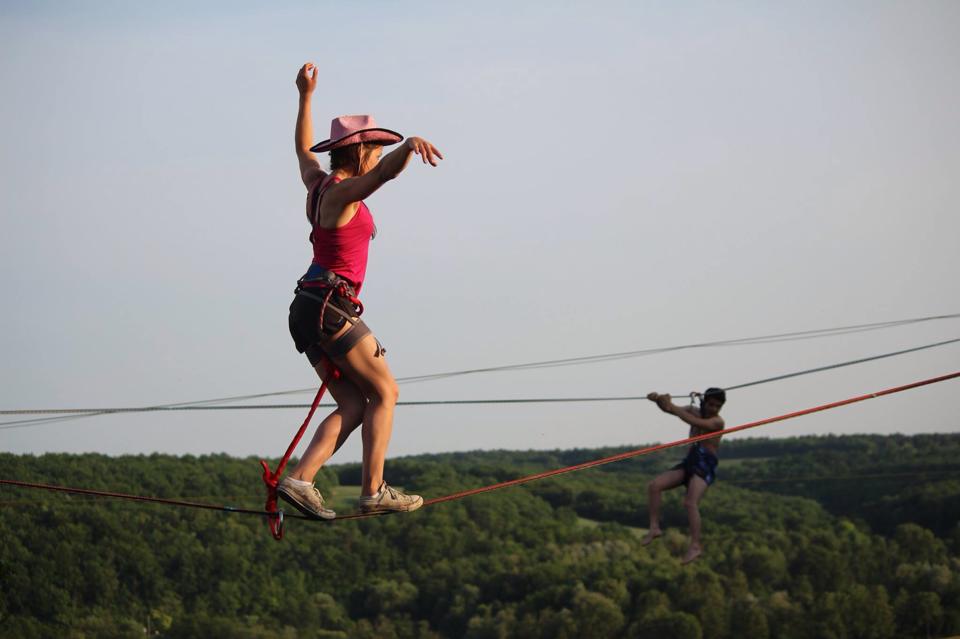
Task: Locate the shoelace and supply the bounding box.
[292,481,327,509]
[383,483,413,503]
[280,480,329,512]
[360,482,413,504]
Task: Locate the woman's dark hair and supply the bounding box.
[329,143,362,172]
[703,387,726,404]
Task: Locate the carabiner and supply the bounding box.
[269,509,285,541]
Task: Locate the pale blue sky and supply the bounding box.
[1,1,958,461]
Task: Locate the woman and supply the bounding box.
[279,62,443,519]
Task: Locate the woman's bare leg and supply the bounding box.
[289,360,366,483]
[642,468,686,545]
[333,334,399,496]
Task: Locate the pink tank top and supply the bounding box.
[307,176,375,293]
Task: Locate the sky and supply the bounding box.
[1,1,958,464]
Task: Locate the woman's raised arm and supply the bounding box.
[295,63,327,189]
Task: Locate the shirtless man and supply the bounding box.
[642,388,726,564]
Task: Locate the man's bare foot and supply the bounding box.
[641,528,663,546]
[681,544,702,565]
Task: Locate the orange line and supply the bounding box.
[2,372,957,525]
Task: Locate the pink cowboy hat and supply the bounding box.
[309,115,403,153]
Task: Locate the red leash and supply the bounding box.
[259,363,339,540]
[259,278,363,539]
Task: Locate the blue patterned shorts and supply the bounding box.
[671,444,719,486]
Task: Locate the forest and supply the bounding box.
[1,432,958,638]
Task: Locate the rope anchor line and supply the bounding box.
[1,371,957,535]
[2,336,958,423]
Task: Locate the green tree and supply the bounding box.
[572,589,624,639]
[464,606,515,639]
[894,524,947,564]
[628,612,703,639]
[300,592,352,634]
[729,601,769,639]
[837,584,894,639]
[895,590,943,639]
[362,579,419,616]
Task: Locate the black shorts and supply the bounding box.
[288,287,372,366]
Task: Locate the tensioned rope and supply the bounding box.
[3,336,956,425]
[2,371,957,531]
[721,336,960,391]
[2,312,957,431]
[4,468,956,508]
[393,313,960,383]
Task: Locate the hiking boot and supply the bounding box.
[358,481,423,513]
[277,477,336,520]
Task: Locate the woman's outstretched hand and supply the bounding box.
[296,63,318,96]
[406,137,443,166]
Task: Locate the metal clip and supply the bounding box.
[270,509,285,541]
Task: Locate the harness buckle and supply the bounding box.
[299,267,346,290]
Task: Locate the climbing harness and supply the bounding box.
[296,269,383,360]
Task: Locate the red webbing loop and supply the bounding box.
[259,362,339,540]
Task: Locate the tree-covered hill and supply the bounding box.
[1,433,958,638]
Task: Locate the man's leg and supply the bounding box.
[682,475,709,564]
[642,468,686,545]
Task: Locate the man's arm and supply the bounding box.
[647,393,725,432]
[295,63,326,189]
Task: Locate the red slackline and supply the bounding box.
[1,371,957,533]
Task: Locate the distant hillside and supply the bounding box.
[1,433,957,638]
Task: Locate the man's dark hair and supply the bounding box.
[703,387,726,404]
